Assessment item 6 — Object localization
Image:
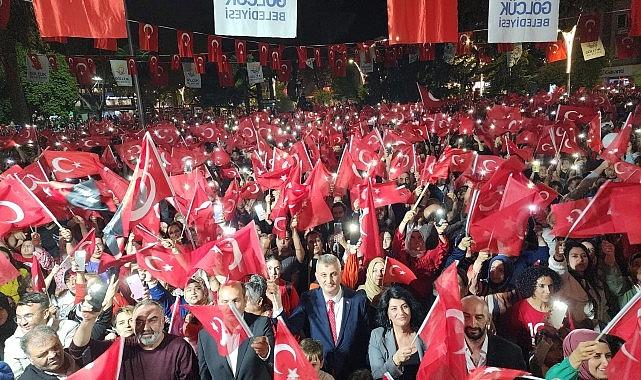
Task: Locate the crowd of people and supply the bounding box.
[0,84,641,380]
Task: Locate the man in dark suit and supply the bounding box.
[461,295,527,371]
[198,281,274,380]
[271,254,370,379]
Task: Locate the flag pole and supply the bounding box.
[12,175,64,230]
[411,295,439,346]
[123,4,145,129]
[595,287,641,341]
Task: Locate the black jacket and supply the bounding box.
[198,312,274,380]
[486,335,528,370]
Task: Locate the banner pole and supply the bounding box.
[124,5,146,129]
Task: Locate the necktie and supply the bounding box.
[327,299,337,344]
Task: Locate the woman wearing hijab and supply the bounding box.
[468,252,518,326]
[549,241,610,329]
[357,257,385,326]
[545,329,613,380]
[391,208,450,301]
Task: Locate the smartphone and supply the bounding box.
[333,222,343,235]
[86,281,108,312]
[126,274,146,300]
[254,204,267,221]
[213,202,224,224]
[74,250,87,273]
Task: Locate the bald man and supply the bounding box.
[461,295,526,372]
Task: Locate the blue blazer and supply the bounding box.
[284,286,370,379]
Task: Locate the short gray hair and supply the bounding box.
[133,299,165,315]
[244,275,267,305]
[316,254,341,271]
[20,325,59,354]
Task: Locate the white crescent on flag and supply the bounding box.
[0,201,25,223]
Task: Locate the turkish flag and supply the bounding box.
[69,57,94,85]
[297,160,334,231]
[613,161,641,183]
[557,105,598,124]
[611,187,641,244]
[550,198,591,238]
[288,141,313,173]
[467,366,530,380]
[258,42,270,66]
[177,30,194,58]
[186,304,251,357]
[42,151,101,180]
[114,139,142,169]
[577,13,601,42]
[359,180,384,263]
[505,138,533,162]
[138,23,158,52]
[67,337,124,380]
[149,123,180,147]
[389,144,415,181]
[457,32,473,56]
[277,61,292,82]
[383,256,417,285]
[274,318,319,380]
[72,229,96,258]
[136,244,190,288]
[0,176,54,237]
[192,221,267,281]
[270,47,282,70]
[616,35,640,59]
[16,161,49,195]
[208,35,222,63]
[171,54,181,70]
[416,263,467,379]
[606,321,641,379]
[195,55,207,74]
[0,0,9,30]
[419,43,435,61]
[94,38,117,51]
[352,181,411,209]
[314,47,322,67]
[0,253,20,286]
[150,63,168,86]
[47,54,58,70]
[587,113,602,153]
[387,0,457,43]
[127,57,137,76]
[632,0,641,37]
[118,132,173,236]
[334,150,362,195]
[417,84,444,110]
[602,113,633,162]
[545,40,567,62]
[32,0,126,38]
[147,54,159,75]
[240,181,261,200]
[234,39,247,64]
[31,256,46,292]
[603,292,641,341]
[296,46,308,69]
[222,180,240,222]
[97,165,129,201]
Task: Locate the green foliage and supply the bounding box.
[16,44,78,118]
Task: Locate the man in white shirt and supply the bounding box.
[462,295,526,373]
[3,292,78,379]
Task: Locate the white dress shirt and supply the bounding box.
[465,333,488,372]
[324,287,344,341]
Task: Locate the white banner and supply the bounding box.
[488,0,560,43]
[26,55,50,84]
[109,60,132,87]
[182,62,202,88]
[246,61,264,85]
[359,52,373,73]
[214,0,297,38]
[581,39,606,61]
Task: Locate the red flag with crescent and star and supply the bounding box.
[67,337,124,380]
[187,304,252,357]
[383,256,417,285]
[177,30,194,58]
[416,263,466,380]
[42,151,101,180]
[0,176,54,237]
[138,23,158,52]
[135,244,191,288]
[274,317,319,380]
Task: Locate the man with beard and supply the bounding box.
[70,299,198,379]
[461,295,526,373]
[19,326,79,380]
